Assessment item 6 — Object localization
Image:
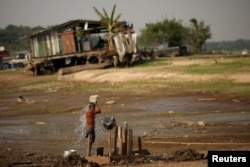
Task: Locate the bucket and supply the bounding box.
[63,151,70,157]
[97,147,104,156]
[63,149,77,157]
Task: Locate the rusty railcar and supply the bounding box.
[24,19,137,75]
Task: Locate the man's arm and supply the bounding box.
[94,103,101,114]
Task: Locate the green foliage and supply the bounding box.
[93,4,121,33]
[0,25,44,53]
[139,18,188,48]
[188,18,211,53]
[93,4,122,51]
[138,18,211,54]
[135,58,171,67]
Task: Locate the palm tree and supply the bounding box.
[93,4,122,51]
[189,18,211,54]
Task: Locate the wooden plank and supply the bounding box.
[31,49,109,61]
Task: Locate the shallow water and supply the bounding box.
[0,96,249,156]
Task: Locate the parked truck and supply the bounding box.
[8,50,30,68]
[153,42,188,57]
[22,19,137,75]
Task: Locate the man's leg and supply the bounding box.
[87,134,92,156]
[87,128,95,156]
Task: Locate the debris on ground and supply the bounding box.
[56,154,99,167]
[5,152,100,167]
[172,149,205,161]
[2,148,205,167]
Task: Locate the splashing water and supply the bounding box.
[72,105,88,154]
[78,110,88,139]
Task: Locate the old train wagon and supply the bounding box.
[24,19,134,75]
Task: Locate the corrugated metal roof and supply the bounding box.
[20,19,127,39]
[29,19,105,37]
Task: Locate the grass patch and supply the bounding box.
[229,83,250,96]
[135,58,171,67]
[1,56,250,97]
[184,58,250,75]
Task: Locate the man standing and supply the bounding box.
[85,95,101,156]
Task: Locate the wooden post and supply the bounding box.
[127,129,133,156]
[114,126,118,155]
[108,130,111,156]
[34,64,38,76]
[123,126,128,155]
[138,136,142,153]
[117,126,123,155]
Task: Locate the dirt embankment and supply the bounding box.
[58,58,250,83]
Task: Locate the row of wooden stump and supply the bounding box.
[87,125,137,157]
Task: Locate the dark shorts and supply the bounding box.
[85,127,95,143]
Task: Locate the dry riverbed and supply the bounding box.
[0,56,249,166]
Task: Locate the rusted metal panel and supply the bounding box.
[61,30,76,54]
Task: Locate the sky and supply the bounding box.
[0,0,250,41]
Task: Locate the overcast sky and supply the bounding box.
[1,0,250,41]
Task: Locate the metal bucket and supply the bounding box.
[63,151,70,157]
[63,149,77,157]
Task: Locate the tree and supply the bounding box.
[93,4,122,51]
[188,18,211,54]
[0,25,44,53]
[139,18,188,48]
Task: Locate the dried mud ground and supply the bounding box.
[0,57,250,166]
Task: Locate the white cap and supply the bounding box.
[89,95,99,103]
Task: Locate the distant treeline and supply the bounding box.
[0,25,45,54]
[205,39,250,53]
[0,24,249,55]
